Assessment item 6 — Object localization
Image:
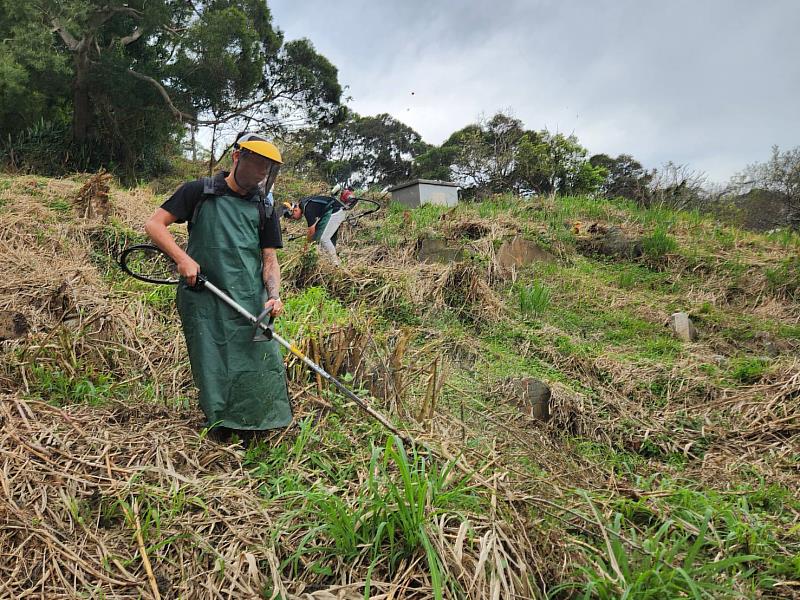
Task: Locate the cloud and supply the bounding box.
[270,0,800,181]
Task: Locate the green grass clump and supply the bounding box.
[575,440,645,476]
[139,284,176,312]
[552,507,757,599]
[388,201,449,230]
[517,281,551,317]
[778,323,800,341]
[89,220,152,281]
[728,356,771,384]
[712,225,739,249]
[45,197,73,214]
[28,364,115,406]
[272,435,479,599]
[554,479,799,598]
[765,257,800,300]
[276,286,349,342]
[642,227,678,259]
[475,194,515,218]
[617,269,638,289]
[766,228,800,248]
[557,195,616,222]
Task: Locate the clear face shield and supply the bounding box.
[233,149,281,196]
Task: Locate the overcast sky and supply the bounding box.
[269,0,799,183]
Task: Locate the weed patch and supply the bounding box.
[517,281,551,317]
[27,364,115,405]
[642,227,678,260]
[728,356,771,384]
[274,436,481,599]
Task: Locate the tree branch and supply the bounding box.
[120,27,144,46]
[51,18,79,51]
[89,5,142,29]
[126,69,196,124]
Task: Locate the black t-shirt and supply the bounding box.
[302,196,334,227]
[161,174,283,249]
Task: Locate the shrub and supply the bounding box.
[0,119,90,175]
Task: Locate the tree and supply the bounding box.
[41,1,182,144]
[0,2,72,139]
[444,113,527,196]
[648,162,708,210]
[516,130,604,196]
[414,145,458,181]
[415,112,604,198]
[444,124,492,192]
[589,153,653,202]
[732,146,800,226]
[0,0,342,179]
[290,111,428,187]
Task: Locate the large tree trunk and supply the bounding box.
[71,43,92,145]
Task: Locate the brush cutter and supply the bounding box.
[343,196,381,227]
[118,244,409,443]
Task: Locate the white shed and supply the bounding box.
[388,179,459,208]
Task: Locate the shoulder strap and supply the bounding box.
[190,177,216,227]
[192,176,273,231]
[301,195,337,211]
[202,176,218,195]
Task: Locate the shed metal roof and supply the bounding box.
[387,178,460,192]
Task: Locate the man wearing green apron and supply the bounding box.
[145,132,292,439]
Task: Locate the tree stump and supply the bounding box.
[509,377,551,422]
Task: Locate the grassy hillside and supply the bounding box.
[0,172,798,599]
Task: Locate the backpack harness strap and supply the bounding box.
[300,194,353,215]
[192,176,273,231]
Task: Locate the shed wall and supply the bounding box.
[390,185,421,208]
[419,183,458,207]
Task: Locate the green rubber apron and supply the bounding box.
[176,192,292,430]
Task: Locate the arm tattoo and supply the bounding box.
[262,249,281,298]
